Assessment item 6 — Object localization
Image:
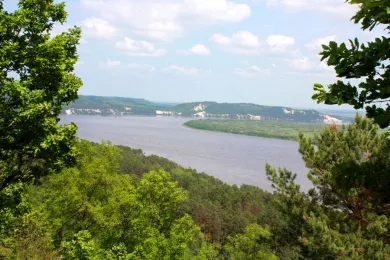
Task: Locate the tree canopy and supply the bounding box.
[0,0,82,193]
[6,140,219,259]
[312,0,390,128]
[267,115,390,259]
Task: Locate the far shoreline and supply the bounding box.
[182,119,328,142]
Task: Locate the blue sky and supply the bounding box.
[6,0,386,108]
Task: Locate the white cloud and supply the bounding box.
[211,31,261,54]
[231,31,261,48]
[133,22,184,42]
[116,37,166,57]
[190,44,211,56]
[286,56,333,72]
[163,65,200,76]
[287,57,313,71]
[178,44,211,56]
[81,0,251,41]
[128,63,156,72]
[234,65,270,77]
[260,0,358,17]
[306,35,336,51]
[81,17,118,39]
[99,59,121,68]
[212,34,232,46]
[186,0,251,22]
[267,34,296,52]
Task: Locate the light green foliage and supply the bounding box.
[61,231,103,260]
[127,170,207,260]
[28,141,134,246]
[25,140,217,259]
[117,145,283,251]
[11,211,59,259]
[0,0,82,241]
[184,119,325,141]
[312,0,390,128]
[134,169,188,235]
[267,116,390,259]
[0,0,82,187]
[225,224,278,260]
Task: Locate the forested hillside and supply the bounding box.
[1,117,389,259]
[64,95,342,123]
[173,102,321,122]
[63,95,165,116]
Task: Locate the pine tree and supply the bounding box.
[267,115,390,259]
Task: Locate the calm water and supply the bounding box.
[61,115,311,191]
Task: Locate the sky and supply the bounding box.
[5,0,387,108]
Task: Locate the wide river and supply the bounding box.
[61,115,311,191]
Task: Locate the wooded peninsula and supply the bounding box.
[184,119,326,141]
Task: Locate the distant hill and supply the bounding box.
[63,95,343,124]
[63,95,164,116]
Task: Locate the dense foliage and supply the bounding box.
[313,0,390,128]
[266,115,390,259]
[2,115,388,259]
[0,0,82,245]
[0,140,284,259]
[184,119,325,141]
[116,144,286,256]
[0,0,82,188]
[225,224,277,260]
[22,141,218,259]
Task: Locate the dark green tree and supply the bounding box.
[267,116,390,259]
[312,0,390,128]
[0,0,82,194]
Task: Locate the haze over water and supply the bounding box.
[62,115,311,191]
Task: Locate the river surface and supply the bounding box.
[61,115,311,191]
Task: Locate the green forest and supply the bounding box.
[64,96,331,123]
[2,120,390,259]
[184,120,325,141]
[172,102,323,122]
[1,0,390,259]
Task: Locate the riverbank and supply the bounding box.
[183,119,326,141]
